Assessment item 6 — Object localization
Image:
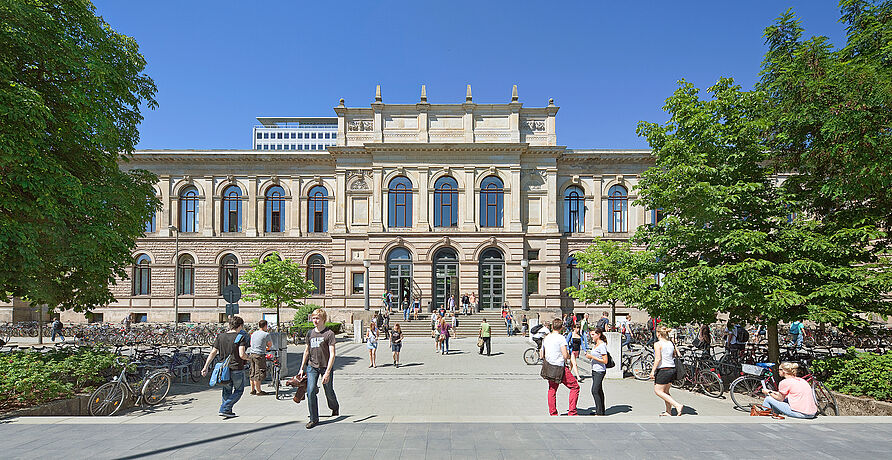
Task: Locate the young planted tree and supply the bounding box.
[240,252,317,333]
[0,1,158,312]
[567,238,653,325]
[635,78,891,363]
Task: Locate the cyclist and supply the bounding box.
[530,322,550,352]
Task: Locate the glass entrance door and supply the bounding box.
[479,248,504,309]
[433,248,459,310]
[386,248,413,309]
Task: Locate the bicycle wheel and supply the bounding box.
[632,353,653,381]
[813,380,839,416]
[523,348,539,365]
[729,376,763,410]
[698,369,724,398]
[142,371,172,406]
[273,365,282,399]
[89,382,126,416]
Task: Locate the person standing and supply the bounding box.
[431,312,440,351]
[541,318,580,416]
[569,324,583,382]
[51,318,65,342]
[297,308,339,429]
[584,327,609,415]
[391,324,403,367]
[521,314,529,337]
[248,320,273,396]
[618,313,633,351]
[505,309,514,336]
[650,326,684,416]
[438,317,452,354]
[366,321,378,368]
[403,299,411,321]
[461,293,470,315]
[121,315,132,334]
[789,320,804,349]
[478,318,492,355]
[470,292,477,313]
[596,311,610,332]
[580,313,591,351]
[201,316,249,418]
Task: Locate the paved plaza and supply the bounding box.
[2,337,890,458]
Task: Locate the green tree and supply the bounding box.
[240,253,316,331]
[0,1,158,312]
[635,78,891,363]
[567,238,653,325]
[759,1,892,247]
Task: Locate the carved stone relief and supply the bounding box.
[350,179,370,190]
[522,169,547,190]
[523,120,546,132]
[347,120,374,132]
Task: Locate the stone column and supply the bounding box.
[371,168,384,231]
[246,176,258,237]
[201,176,214,236]
[334,172,347,232]
[509,166,522,231]
[463,167,476,230]
[417,167,429,230]
[290,177,302,237]
[159,175,171,236]
[545,169,559,232]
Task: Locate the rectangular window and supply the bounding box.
[284,144,290,150]
[256,133,262,139]
[311,133,317,139]
[298,145,303,150]
[352,272,364,294]
[528,272,539,295]
[527,249,539,261]
[177,313,191,323]
[263,132,269,139]
[134,313,148,323]
[324,132,330,139]
[87,312,103,323]
[291,132,296,139]
[332,133,336,139]
[277,132,283,139]
[298,132,303,139]
[263,145,269,150]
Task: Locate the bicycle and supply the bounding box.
[88,357,172,416]
[671,348,724,398]
[728,363,838,416]
[620,345,654,381]
[266,350,288,400]
[523,343,542,365]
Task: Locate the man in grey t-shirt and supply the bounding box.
[248,320,273,396]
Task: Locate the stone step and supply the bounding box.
[377,311,524,337]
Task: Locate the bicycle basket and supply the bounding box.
[742,364,766,376]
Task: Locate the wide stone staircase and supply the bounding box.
[384,309,521,338]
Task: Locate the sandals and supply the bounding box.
[659,411,670,417]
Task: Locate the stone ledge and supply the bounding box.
[1,393,136,418]
[833,391,892,416]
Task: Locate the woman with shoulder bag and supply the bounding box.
[584,327,609,415]
[650,326,684,416]
[367,322,378,368]
[540,318,580,416]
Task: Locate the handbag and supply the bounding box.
[287,374,308,404]
[606,352,615,369]
[540,360,565,382]
[477,337,485,348]
[208,355,232,387]
[674,359,686,382]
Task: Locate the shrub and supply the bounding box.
[812,348,892,402]
[293,303,322,324]
[290,321,342,339]
[0,347,118,412]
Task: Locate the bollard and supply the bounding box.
[605,331,623,379]
[353,319,362,344]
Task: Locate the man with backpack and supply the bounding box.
[789,320,804,349]
[201,316,250,418]
[647,316,661,346]
[596,311,610,332]
[51,318,65,342]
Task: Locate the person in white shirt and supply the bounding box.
[650,326,684,416]
[540,318,580,416]
[618,313,633,351]
[584,327,609,415]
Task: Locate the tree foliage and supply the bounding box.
[240,253,316,323]
[0,0,158,311]
[566,238,653,322]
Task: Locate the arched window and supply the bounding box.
[263,253,282,263]
[567,255,582,290]
[308,186,328,233]
[222,185,242,233]
[387,248,413,306]
[219,254,238,294]
[478,248,505,309]
[177,254,194,296]
[480,176,504,227]
[607,185,628,233]
[434,176,458,227]
[564,186,585,232]
[307,254,325,295]
[133,254,151,295]
[145,197,156,233]
[179,186,199,232]
[265,186,286,233]
[388,177,413,228]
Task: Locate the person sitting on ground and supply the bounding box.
[761,362,817,419]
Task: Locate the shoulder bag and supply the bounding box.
[540,360,565,382]
[209,354,232,387]
[606,352,615,369]
[674,346,686,381]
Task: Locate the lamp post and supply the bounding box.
[363,259,371,311]
[168,225,179,324]
[521,259,529,311]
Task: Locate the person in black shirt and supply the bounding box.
[202,316,249,418]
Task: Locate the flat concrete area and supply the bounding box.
[3,337,890,458]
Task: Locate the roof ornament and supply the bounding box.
[338,98,345,107]
[466,84,472,102]
[375,85,382,103]
[548,98,555,106]
[420,85,427,102]
[511,85,518,102]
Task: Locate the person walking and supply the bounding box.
[121,315,132,334]
[201,316,250,418]
[461,293,470,315]
[478,318,492,355]
[450,313,459,338]
[596,311,610,332]
[584,327,609,415]
[391,324,403,367]
[447,295,456,315]
[248,320,273,396]
[505,309,514,336]
[412,297,420,321]
[403,299,410,321]
[51,318,65,342]
[470,292,477,313]
[521,314,529,337]
[580,313,591,351]
[366,321,378,368]
[431,312,440,352]
[789,320,804,349]
[296,308,339,429]
[650,326,684,416]
[541,318,580,416]
[761,362,818,419]
[618,313,633,351]
[438,317,452,354]
[569,324,583,382]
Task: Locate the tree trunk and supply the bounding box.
[610,300,617,330]
[767,320,779,364]
[37,305,43,345]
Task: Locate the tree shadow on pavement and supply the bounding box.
[116,421,297,459]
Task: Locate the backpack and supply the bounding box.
[736,325,749,343]
[596,317,609,331]
[789,322,800,334]
[530,324,544,335]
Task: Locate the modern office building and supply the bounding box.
[2,86,655,325]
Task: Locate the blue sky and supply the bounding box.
[92,0,846,150]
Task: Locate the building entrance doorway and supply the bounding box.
[387,248,413,309]
[478,248,504,309]
[433,248,459,310]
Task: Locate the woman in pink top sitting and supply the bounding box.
[761,362,818,419]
